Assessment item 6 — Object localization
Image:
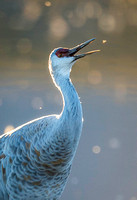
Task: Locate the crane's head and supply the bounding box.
[49,38,100,84]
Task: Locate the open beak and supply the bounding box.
[68,38,100,61]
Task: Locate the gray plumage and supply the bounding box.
[0,38,99,200]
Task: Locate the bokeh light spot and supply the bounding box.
[4,125,14,133]
[84,2,94,18]
[88,70,102,85]
[92,145,101,154]
[68,4,86,28]
[49,17,69,40]
[23,1,42,21]
[84,1,102,19]
[98,14,116,32]
[45,1,51,7]
[102,40,107,44]
[109,138,121,149]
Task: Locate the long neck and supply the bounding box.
[57,77,83,130]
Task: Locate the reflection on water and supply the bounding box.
[0,0,137,199]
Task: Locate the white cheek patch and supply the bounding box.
[49,56,74,77]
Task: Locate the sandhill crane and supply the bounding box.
[0,38,99,200]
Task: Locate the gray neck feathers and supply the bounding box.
[58,77,83,129]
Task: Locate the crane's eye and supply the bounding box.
[57,53,62,58]
[56,51,63,58]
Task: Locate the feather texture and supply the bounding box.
[0,76,83,200]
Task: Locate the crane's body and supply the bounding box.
[0,38,99,200]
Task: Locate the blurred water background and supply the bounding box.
[0,0,137,200]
